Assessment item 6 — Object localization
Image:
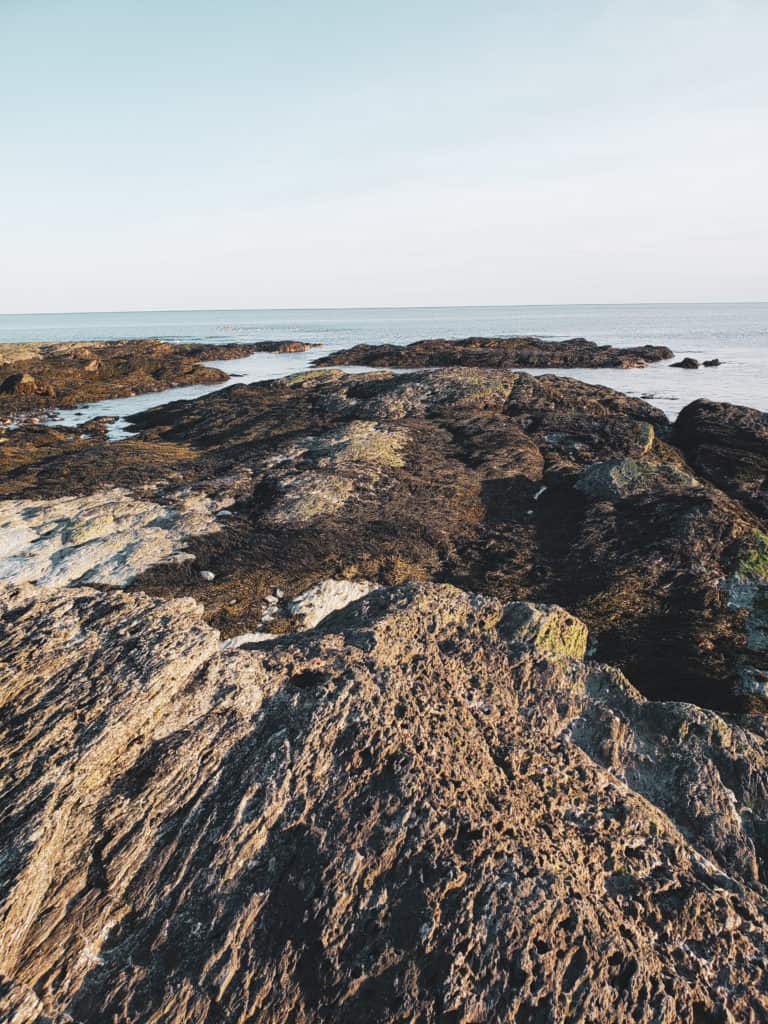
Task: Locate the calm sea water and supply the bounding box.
[1,303,766,430]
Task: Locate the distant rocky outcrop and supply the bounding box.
[2,581,768,1022]
[0,338,318,414]
[672,357,700,369]
[313,335,674,369]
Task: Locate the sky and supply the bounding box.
[1,0,767,313]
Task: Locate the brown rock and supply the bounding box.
[2,581,768,1022]
[3,367,765,712]
[0,338,319,415]
[0,372,37,395]
[672,357,700,369]
[674,398,768,520]
[313,335,674,369]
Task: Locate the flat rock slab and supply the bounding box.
[0,479,248,587]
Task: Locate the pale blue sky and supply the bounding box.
[1,0,767,312]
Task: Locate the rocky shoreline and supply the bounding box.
[1,342,768,1022]
[0,337,317,419]
[313,335,675,369]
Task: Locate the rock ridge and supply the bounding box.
[2,581,768,1021]
[313,335,674,370]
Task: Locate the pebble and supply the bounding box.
[200,570,216,581]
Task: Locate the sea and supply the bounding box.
[0,303,766,431]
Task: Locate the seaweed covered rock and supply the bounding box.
[2,368,766,712]
[0,337,318,413]
[0,372,38,395]
[313,335,673,370]
[674,398,768,521]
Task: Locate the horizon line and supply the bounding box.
[2,299,768,318]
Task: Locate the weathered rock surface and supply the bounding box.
[286,577,380,629]
[0,475,250,587]
[313,335,674,370]
[113,368,764,711]
[672,357,700,369]
[0,338,318,414]
[573,458,701,502]
[2,581,768,1022]
[0,372,42,395]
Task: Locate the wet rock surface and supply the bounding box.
[0,337,317,414]
[313,335,674,369]
[2,581,768,1023]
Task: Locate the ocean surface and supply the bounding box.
[1,303,766,431]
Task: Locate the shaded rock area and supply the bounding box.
[3,581,768,1023]
[313,335,674,369]
[0,372,55,399]
[674,398,768,520]
[0,337,317,415]
[1,367,766,713]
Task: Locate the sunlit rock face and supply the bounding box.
[3,581,768,1022]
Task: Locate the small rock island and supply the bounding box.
[313,334,674,369]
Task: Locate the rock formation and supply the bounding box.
[672,357,700,369]
[2,367,766,712]
[313,336,674,370]
[2,581,768,1022]
[0,476,250,587]
[2,347,768,1022]
[0,338,318,414]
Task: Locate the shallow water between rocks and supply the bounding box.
[1,302,765,434]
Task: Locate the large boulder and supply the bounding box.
[674,399,768,520]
